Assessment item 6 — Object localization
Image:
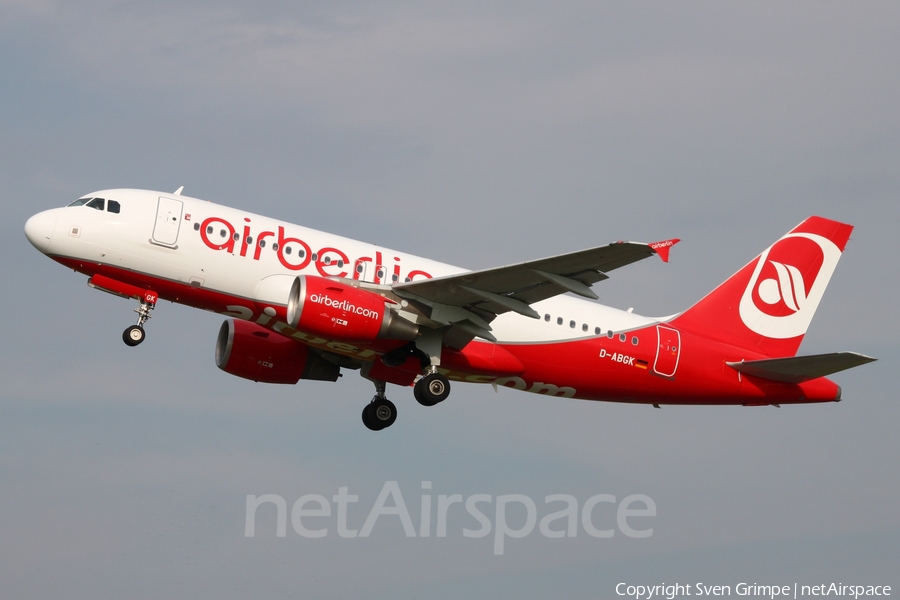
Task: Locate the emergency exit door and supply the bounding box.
[653,325,681,378]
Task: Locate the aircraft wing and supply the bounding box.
[392,238,678,343]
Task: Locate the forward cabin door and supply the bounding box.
[653,325,681,378]
[152,197,183,248]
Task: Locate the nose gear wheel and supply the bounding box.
[123,325,146,346]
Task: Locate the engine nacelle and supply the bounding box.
[293,276,418,342]
[215,319,340,384]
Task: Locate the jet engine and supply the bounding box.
[291,275,418,342]
[215,319,339,383]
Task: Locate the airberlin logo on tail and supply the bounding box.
[757,260,808,313]
[738,232,841,339]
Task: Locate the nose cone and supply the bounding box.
[24,210,56,253]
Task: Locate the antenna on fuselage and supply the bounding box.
[173,186,184,195]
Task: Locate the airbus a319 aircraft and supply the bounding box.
[24,188,875,430]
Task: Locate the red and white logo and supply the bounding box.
[738,233,841,339]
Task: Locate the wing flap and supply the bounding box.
[726,352,876,384]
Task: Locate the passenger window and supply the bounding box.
[544,314,550,322]
[582,323,588,332]
[632,336,639,346]
[246,236,253,245]
[569,320,576,328]
[233,232,240,241]
[207,225,213,235]
[619,333,626,342]
[220,229,227,238]
[272,243,278,251]
[193,222,200,231]
[324,256,331,264]
[595,327,601,335]
[107,200,121,213]
[557,317,563,325]
[259,239,266,248]
[86,198,105,211]
[607,330,614,339]
[285,246,292,255]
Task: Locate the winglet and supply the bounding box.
[649,238,680,263]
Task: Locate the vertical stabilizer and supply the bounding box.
[671,216,853,357]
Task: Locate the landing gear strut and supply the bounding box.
[362,380,397,431]
[122,295,156,347]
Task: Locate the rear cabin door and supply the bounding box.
[653,325,681,378]
[152,197,183,247]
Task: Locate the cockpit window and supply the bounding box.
[86,198,105,211]
[68,198,91,207]
[107,200,120,214]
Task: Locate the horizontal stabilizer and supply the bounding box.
[727,352,876,384]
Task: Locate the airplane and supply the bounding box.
[24,188,876,430]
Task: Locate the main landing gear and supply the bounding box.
[411,329,451,407]
[360,330,452,430]
[378,343,452,406]
[362,380,397,431]
[414,370,451,407]
[122,295,156,347]
[360,371,450,431]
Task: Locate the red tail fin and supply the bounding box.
[671,217,853,358]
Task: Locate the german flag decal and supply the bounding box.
[635,359,649,370]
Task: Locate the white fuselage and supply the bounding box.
[28,188,658,342]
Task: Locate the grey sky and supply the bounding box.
[1,2,898,598]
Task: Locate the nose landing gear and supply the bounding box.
[86,275,160,347]
[122,293,157,347]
